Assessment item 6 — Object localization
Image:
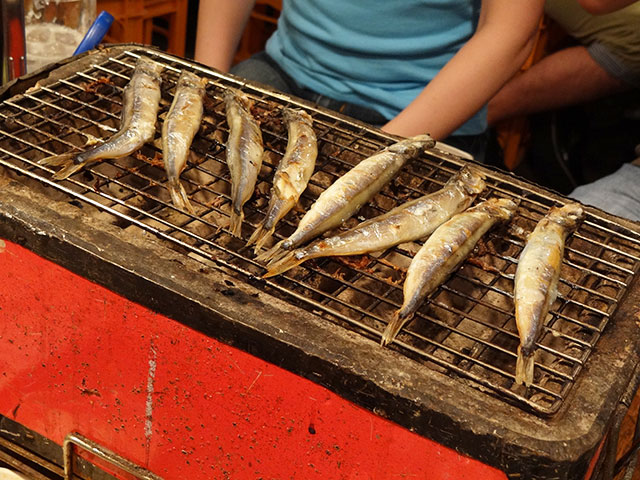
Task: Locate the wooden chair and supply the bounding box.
[97,0,188,56]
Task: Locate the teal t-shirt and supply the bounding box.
[265,0,485,135]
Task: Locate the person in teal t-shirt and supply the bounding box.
[195,0,544,159]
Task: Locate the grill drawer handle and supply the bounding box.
[63,432,163,480]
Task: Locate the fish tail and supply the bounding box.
[253,227,275,253]
[52,163,85,180]
[38,153,76,168]
[38,153,86,180]
[515,346,535,386]
[262,250,304,278]
[229,209,244,237]
[83,133,101,146]
[246,224,264,247]
[381,310,414,347]
[247,224,276,253]
[168,180,195,214]
[255,239,286,263]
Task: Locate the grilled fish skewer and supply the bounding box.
[264,166,486,278]
[38,56,163,180]
[162,70,206,214]
[256,134,435,263]
[224,89,264,237]
[514,203,584,386]
[381,198,517,346]
[247,108,317,252]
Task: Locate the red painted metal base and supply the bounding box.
[0,239,507,479]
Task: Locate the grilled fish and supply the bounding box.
[224,88,264,237]
[247,108,317,252]
[38,56,163,180]
[514,203,584,386]
[162,70,207,214]
[381,198,517,346]
[264,166,486,278]
[257,134,435,262]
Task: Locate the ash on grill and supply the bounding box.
[0,48,639,418]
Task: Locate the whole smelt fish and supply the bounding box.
[381,197,518,346]
[162,70,207,214]
[257,134,435,262]
[247,108,317,252]
[39,56,163,180]
[224,88,264,237]
[264,166,486,278]
[514,203,584,386]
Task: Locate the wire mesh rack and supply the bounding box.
[1,47,639,417]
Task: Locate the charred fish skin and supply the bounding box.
[381,198,518,346]
[514,202,584,386]
[247,108,317,251]
[257,134,435,262]
[264,165,486,278]
[38,56,163,180]
[162,70,207,213]
[224,88,264,237]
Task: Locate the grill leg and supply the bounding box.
[596,362,640,480]
[614,404,640,479]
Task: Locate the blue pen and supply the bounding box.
[73,11,115,56]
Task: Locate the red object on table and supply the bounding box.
[8,17,26,79]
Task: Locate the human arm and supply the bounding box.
[194,0,256,72]
[487,46,627,125]
[382,0,544,140]
[577,0,638,14]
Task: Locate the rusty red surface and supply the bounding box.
[0,239,508,479]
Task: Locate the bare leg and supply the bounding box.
[488,46,629,126]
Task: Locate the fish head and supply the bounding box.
[481,197,519,221]
[407,133,435,145]
[135,56,163,80]
[451,166,486,196]
[548,202,585,231]
[224,89,254,112]
[388,134,435,155]
[177,70,207,91]
[283,108,313,127]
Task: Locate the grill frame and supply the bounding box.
[1,45,640,478]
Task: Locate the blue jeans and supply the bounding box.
[570,162,640,222]
[231,52,487,161]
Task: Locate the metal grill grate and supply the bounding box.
[1,47,639,416]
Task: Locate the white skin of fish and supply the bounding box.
[38,56,164,180]
[400,199,516,318]
[514,228,564,354]
[263,166,486,278]
[513,203,583,385]
[261,110,317,230]
[79,57,162,163]
[281,134,434,250]
[162,71,205,180]
[294,182,482,260]
[225,94,263,210]
[380,198,517,346]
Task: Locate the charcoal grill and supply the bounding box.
[1,45,640,479]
